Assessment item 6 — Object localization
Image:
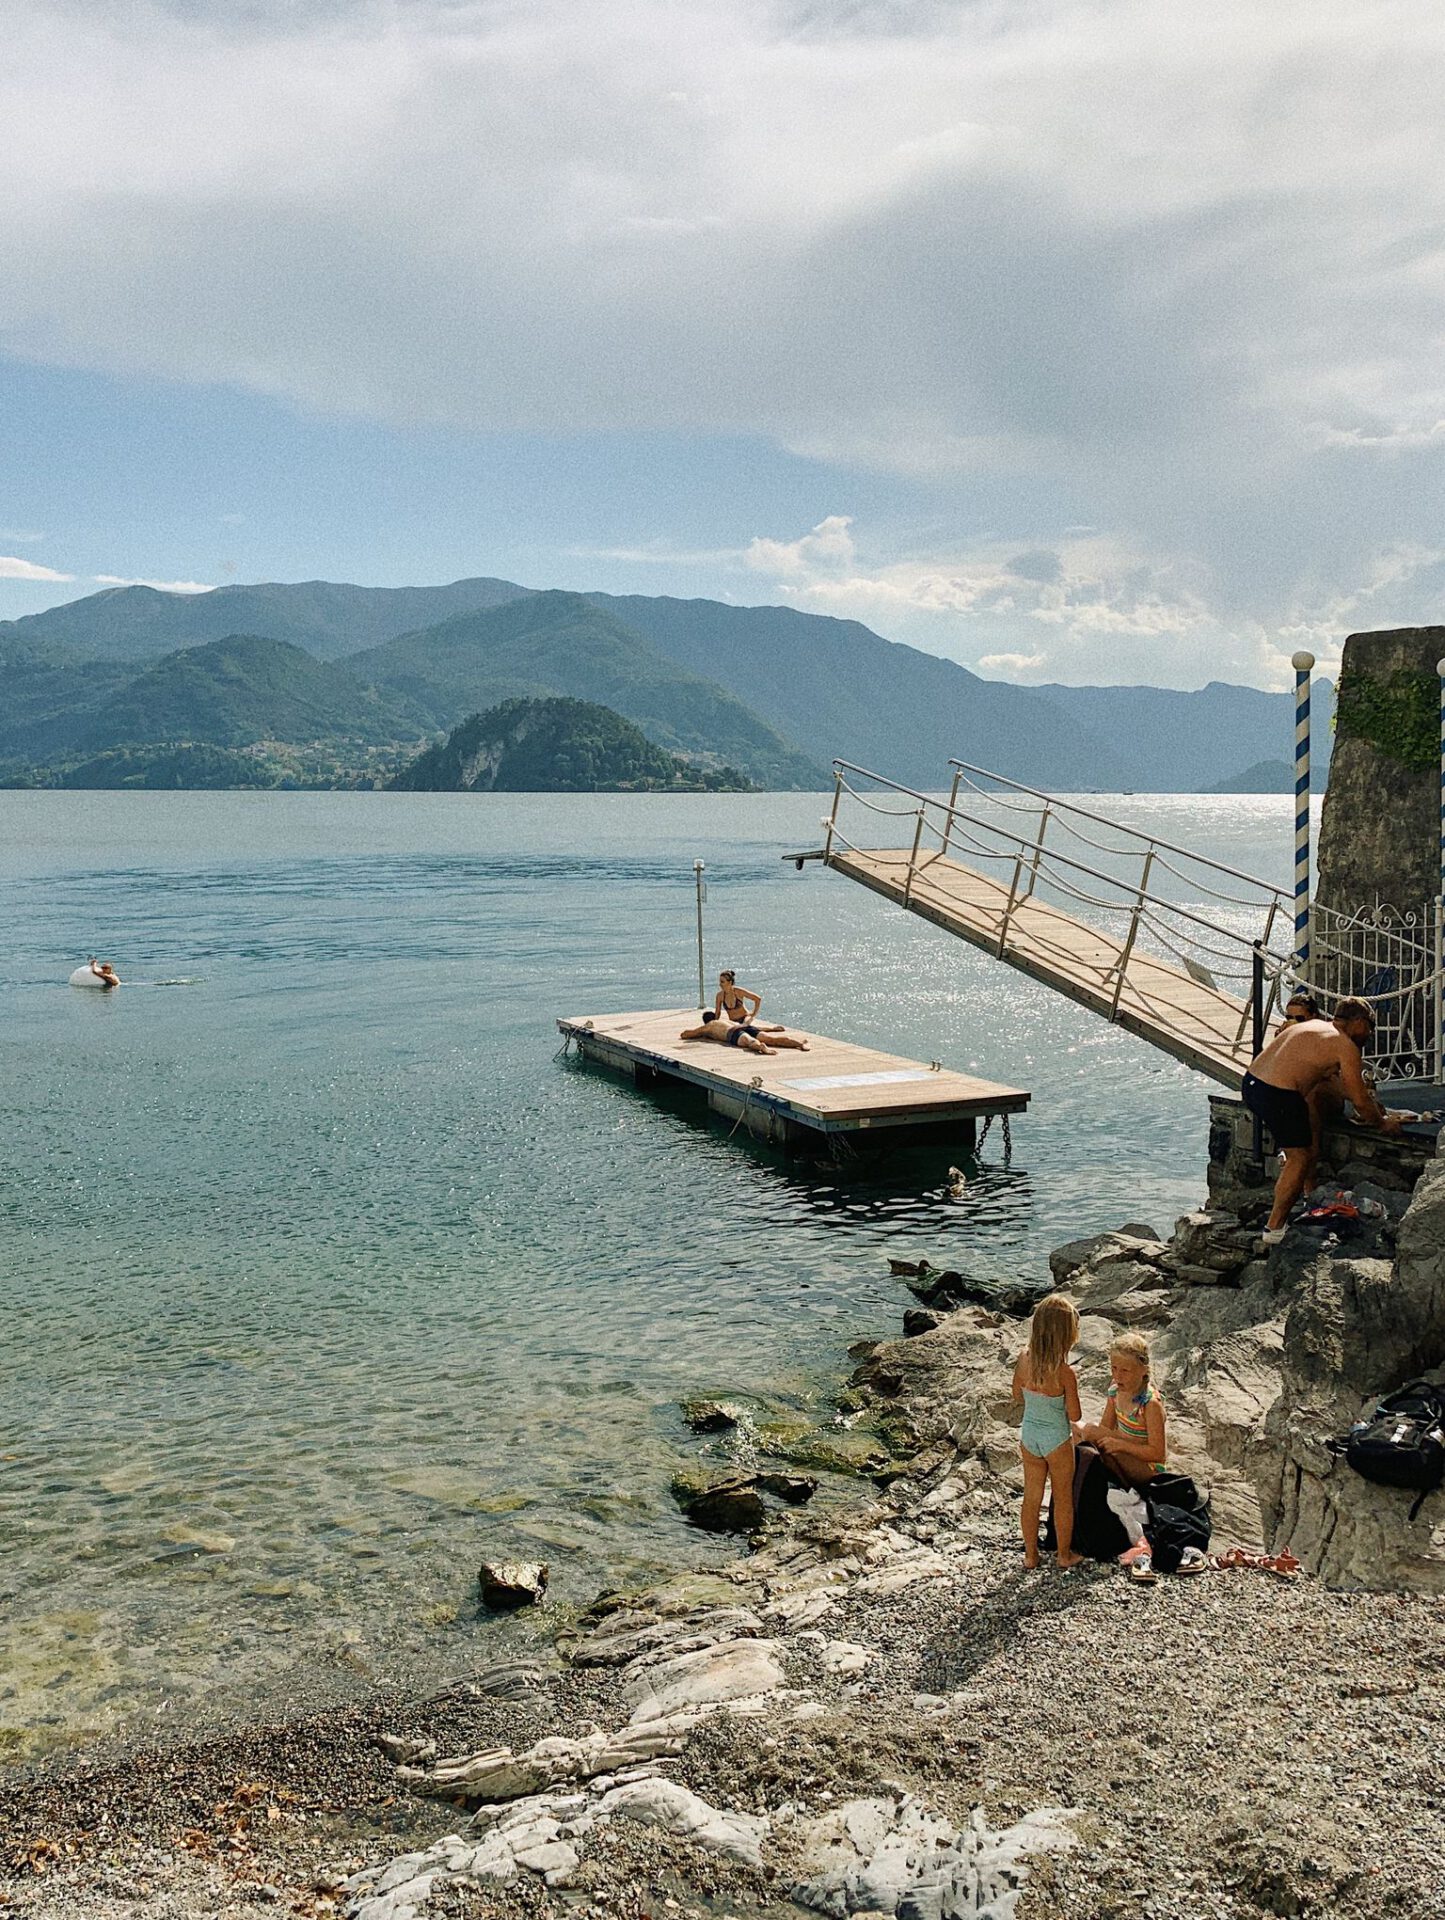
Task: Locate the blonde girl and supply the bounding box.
[1011,1293,1083,1569]
[1077,1332,1167,1488]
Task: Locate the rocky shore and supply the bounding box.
[4,1144,1443,1920]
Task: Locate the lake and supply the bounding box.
[0,789,1302,1759]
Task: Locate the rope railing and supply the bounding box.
[817,759,1444,1081]
[836,765,1295,968]
[823,762,1311,1069]
[945,760,1289,901]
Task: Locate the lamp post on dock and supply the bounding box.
[1291,650,1315,971]
[693,859,706,1009]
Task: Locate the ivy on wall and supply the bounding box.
[1334,665,1438,772]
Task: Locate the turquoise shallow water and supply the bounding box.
[0,790,1300,1757]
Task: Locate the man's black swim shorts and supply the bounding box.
[1241,1071,1313,1150]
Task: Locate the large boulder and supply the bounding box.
[1259,1164,1445,1589]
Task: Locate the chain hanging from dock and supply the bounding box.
[977,1111,1013,1161]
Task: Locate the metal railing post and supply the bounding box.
[1250,944,1266,1163]
[822,768,843,863]
[1022,804,1051,903]
[1232,898,1281,1051]
[938,767,963,861]
[1109,847,1155,1016]
[901,807,926,910]
[1427,894,1435,1082]
[997,856,1026,956]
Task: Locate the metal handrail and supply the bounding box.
[943,760,1289,900]
[833,767,1293,961]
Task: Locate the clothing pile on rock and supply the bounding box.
[1044,1446,1211,1573]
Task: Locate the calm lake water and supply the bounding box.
[0,790,1302,1759]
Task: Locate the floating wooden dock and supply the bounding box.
[557,1009,1028,1151]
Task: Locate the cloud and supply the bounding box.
[0,555,72,581]
[3,1,1445,678]
[739,515,1288,685]
[93,575,214,593]
[744,515,856,579]
[978,651,1048,678]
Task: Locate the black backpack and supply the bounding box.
[1142,1472,1212,1574]
[1329,1379,1445,1521]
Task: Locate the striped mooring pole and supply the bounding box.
[1291,650,1315,970]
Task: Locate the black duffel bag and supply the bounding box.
[1143,1472,1212,1574]
[1329,1379,1445,1521]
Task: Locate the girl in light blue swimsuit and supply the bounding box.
[1011,1293,1084,1570]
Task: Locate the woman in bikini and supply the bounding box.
[714,970,784,1034]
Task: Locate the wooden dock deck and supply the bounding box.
[557,1008,1028,1151]
[830,846,1255,1085]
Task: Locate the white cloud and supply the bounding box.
[3,2,1445,679]
[978,651,1048,678]
[744,515,856,579]
[0,555,72,581]
[739,516,1286,685]
[93,575,214,593]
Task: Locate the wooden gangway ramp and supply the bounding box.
[803,762,1298,1089]
[557,1008,1028,1151]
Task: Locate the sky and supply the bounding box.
[3,0,1444,688]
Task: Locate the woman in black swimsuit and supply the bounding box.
[714,969,783,1033]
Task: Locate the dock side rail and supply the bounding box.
[810,760,1444,1082]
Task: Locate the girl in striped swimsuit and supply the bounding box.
[1078,1332,1167,1490]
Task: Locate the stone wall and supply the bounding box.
[1206,1093,1436,1217]
[1316,626,1444,915]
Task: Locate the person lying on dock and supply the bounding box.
[714,969,784,1033]
[1242,995,1407,1242]
[678,1011,810,1052]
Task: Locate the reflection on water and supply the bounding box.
[0,790,1301,1758]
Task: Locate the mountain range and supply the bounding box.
[0,575,1334,792]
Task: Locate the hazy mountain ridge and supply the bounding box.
[0,575,1328,791]
[1034,680,1335,792]
[593,593,1130,792]
[350,591,823,789]
[68,633,429,751]
[0,577,530,665]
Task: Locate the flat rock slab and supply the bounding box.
[625,1638,786,1722]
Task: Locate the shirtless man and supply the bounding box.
[679,1011,810,1054]
[1242,995,1405,1240]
